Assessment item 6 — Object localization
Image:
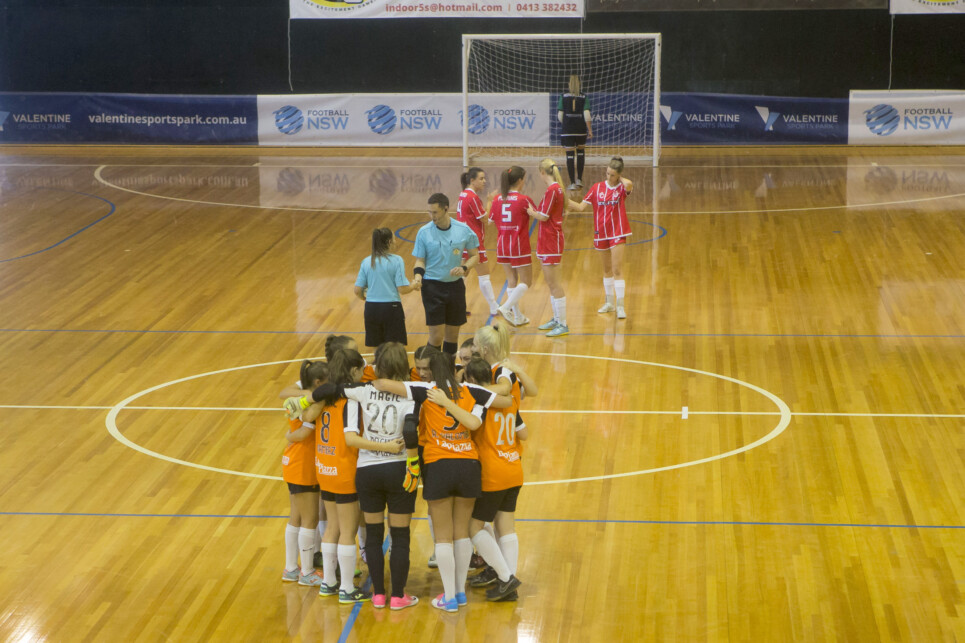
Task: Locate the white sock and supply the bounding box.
[557,296,567,325]
[504,283,529,310]
[478,274,498,313]
[549,296,558,322]
[321,543,338,586]
[498,533,519,575]
[435,542,456,600]
[454,538,473,595]
[285,524,299,571]
[338,544,357,593]
[614,280,626,305]
[428,515,435,543]
[298,528,316,575]
[357,525,366,548]
[485,523,496,539]
[471,531,511,582]
[603,277,615,304]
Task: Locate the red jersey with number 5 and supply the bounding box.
[488,191,535,260]
[584,180,631,242]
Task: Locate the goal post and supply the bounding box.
[461,33,662,167]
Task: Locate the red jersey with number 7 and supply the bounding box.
[584,180,632,242]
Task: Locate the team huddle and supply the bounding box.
[279,328,534,612]
[276,157,634,614]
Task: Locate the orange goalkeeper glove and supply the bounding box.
[403,456,421,493]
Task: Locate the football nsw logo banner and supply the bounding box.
[891,0,965,13]
[848,90,965,144]
[290,0,583,18]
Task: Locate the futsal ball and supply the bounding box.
[273,105,304,135]
[864,104,900,137]
[366,105,396,135]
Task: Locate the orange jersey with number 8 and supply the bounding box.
[314,398,360,494]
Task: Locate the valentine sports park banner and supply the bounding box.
[290,0,583,18]
[891,0,965,13]
[849,90,965,145]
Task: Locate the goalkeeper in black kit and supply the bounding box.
[557,74,593,190]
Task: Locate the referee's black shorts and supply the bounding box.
[421,279,467,327]
[363,301,407,347]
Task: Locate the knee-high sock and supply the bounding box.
[389,526,411,598]
[285,524,299,571]
[603,277,615,304]
[614,279,626,305]
[576,149,586,181]
[435,542,456,600]
[321,542,338,586]
[337,544,357,593]
[454,538,473,596]
[498,533,519,575]
[503,283,529,311]
[556,296,567,325]
[471,530,511,582]
[566,150,576,184]
[298,527,316,575]
[365,522,386,596]
[478,274,498,313]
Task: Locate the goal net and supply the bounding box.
[462,34,661,167]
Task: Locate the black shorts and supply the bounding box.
[363,301,407,348]
[320,490,359,504]
[288,482,320,495]
[356,461,417,515]
[422,458,481,501]
[561,133,588,148]
[471,485,521,522]
[421,279,467,327]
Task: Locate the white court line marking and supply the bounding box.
[3,404,963,419]
[102,352,793,486]
[89,165,965,217]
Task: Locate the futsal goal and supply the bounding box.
[462,33,662,167]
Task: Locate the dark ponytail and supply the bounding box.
[428,351,461,402]
[300,359,330,388]
[461,166,484,190]
[370,227,393,268]
[500,166,525,199]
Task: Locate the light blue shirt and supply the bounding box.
[412,219,479,282]
[355,254,409,302]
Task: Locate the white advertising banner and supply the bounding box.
[890,0,965,13]
[848,90,965,145]
[257,93,550,147]
[291,0,583,19]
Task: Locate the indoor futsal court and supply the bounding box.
[1,144,964,641]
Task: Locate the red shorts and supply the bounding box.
[462,248,488,263]
[497,254,532,268]
[594,235,629,251]
[537,253,561,266]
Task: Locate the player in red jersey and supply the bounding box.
[488,166,538,327]
[567,156,634,319]
[526,158,569,337]
[457,168,500,316]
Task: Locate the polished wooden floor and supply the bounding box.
[1,145,964,642]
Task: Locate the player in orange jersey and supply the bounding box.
[305,349,370,604]
[373,350,519,611]
[463,357,528,600]
[280,360,329,587]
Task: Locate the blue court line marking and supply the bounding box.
[1,511,962,530]
[1,327,964,340]
[0,189,117,263]
[339,537,390,643]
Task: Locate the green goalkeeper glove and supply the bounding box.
[283,395,311,420]
[403,456,421,493]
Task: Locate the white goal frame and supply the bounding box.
[461,33,662,167]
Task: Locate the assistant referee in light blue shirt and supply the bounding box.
[411,193,480,356]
